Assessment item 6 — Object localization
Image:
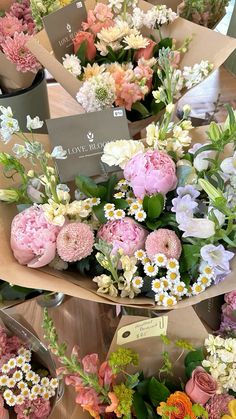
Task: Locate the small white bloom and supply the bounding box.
[1,364,10,374]
[16,395,24,405]
[104,203,115,212]
[153,253,167,267]
[7,377,16,388]
[173,281,187,296]
[160,277,171,291]
[21,388,30,398]
[51,145,67,160]
[114,192,125,199]
[22,363,31,373]
[26,115,44,130]
[42,389,51,400]
[134,210,146,222]
[90,197,101,206]
[0,375,8,386]
[114,209,126,220]
[16,356,26,368]
[192,282,205,295]
[132,276,144,288]
[3,389,13,401]
[197,274,212,288]
[166,258,179,272]
[166,271,180,283]
[151,279,164,293]
[41,377,50,387]
[17,381,27,390]
[162,295,178,307]
[26,371,34,381]
[31,385,41,395]
[144,263,158,277]
[105,209,115,220]
[7,358,16,370]
[129,201,143,215]
[5,394,16,407]
[50,378,59,389]
[134,249,146,260]
[166,103,175,114]
[62,54,81,77]
[31,373,40,384]
[13,370,23,382]
[155,292,168,305]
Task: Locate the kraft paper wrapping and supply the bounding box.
[26,0,236,136]
[0,52,36,93]
[149,0,182,11]
[0,127,235,310]
[71,308,209,418]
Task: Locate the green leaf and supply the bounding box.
[146,219,162,231]
[132,102,150,118]
[106,45,117,61]
[104,174,118,201]
[192,404,209,419]
[75,175,106,198]
[145,402,159,419]
[147,193,164,219]
[225,104,236,131]
[137,378,151,397]
[194,144,218,158]
[181,244,201,272]
[184,348,205,367]
[133,392,148,419]
[158,38,173,49]
[76,40,87,67]
[92,202,107,224]
[148,377,170,406]
[185,361,203,379]
[114,198,129,209]
[143,196,149,213]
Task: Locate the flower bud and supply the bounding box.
[0,189,19,202]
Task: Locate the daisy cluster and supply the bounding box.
[0,346,58,408]
[203,335,236,393]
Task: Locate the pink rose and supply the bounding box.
[97,217,148,256]
[73,31,96,61]
[124,150,177,199]
[10,206,61,268]
[134,39,156,61]
[225,291,236,309]
[185,367,217,405]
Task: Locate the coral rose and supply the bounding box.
[73,31,96,61]
[157,391,196,419]
[11,205,61,268]
[134,39,157,61]
[97,217,148,257]
[145,228,182,260]
[185,367,217,405]
[124,150,177,199]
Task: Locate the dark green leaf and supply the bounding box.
[184,348,205,367]
[185,361,203,379]
[181,245,201,272]
[143,196,149,213]
[114,198,129,209]
[194,144,218,158]
[133,392,148,419]
[92,202,107,224]
[148,377,170,406]
[132,102,151,118]
[137,378,151,397]
[146,219,162,230]
[104,174,118,201]
[147,193,164,219]
[75,175,106,198]
[76,40,87,67]
[158,38,173,49]
[107,46,117,62]
[225,104,236,131]
[145,402,159,419]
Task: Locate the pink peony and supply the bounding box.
[82,354,99,374]
[14,397,51,419]
[0,13,26,44]
[97,217,148,257]
[82,3,114,35]
[205,394,234,419]
[56,222,94,263]
[134,39,156,61]
[124,149,177,199]
[73,31,97,61]
[225,291,236,309]
[185,367,217,405]
[145,228,182,260]
[2,32,40,73]
[0,395,9,419]
[11,205,61,268]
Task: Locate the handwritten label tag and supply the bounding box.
[42,0,87,61]
[46,107,130,182]
[117,317,168,345]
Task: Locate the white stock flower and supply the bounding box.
[143,5,177,29]
[146,122,160,147]
[76,73,116,113]
[26,115,44,130]
[132,7,145,28]
[183,61,213,90]
[101,140,144,169]
[62,54,81,77]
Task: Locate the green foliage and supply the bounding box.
[192,403,209,418]
[92,202,107,224]
[133,392,148,419]
[109,347,139,374]
[76,40,88,67]
[75,175,106,198]
[148,377,170,406]
[143,194,164,220]
[132,102,151,118]
[184,348,205,378]
[180,244,201,272]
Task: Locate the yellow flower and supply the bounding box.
[222,400,236,419]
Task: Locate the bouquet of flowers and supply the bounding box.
[26,0,236,136]
[0,311,59,418]
[0,101,235,309]
[30,0,73,31]
[219,290,236,338]
[177,0,229,29]
[43,309,236,419]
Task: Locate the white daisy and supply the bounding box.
[104,203,115,211]
[160,277,171,291]
[16,356,25,368]
[16,395,24,405]
[31,373,40,384]
[153,253,167,267]
[105,209,115,220]
[1,364,10,374]
[114,209,126,220]
[144,263,158,277]
[17,381,27,391]
[162,295,178,307]
[197,274,212,288]
[114,192,125,199]
[166,271,180,282]
[7,377,16,388]
[41,377,50,387]
[0,375,8,386]
[192,282,206,295]
[24,350,31,362]
[129,201,142,215]
[166,258,179,272]
[142,256,151,265]
[6,395,16,407]
[22,363,31,373]
[31,385,41,395]
[134,249,146,260]
[7,359,16,370]
[90,197,101,206]
[17,347,26,356]
[151,279,164,293]
[131,276,143,289]
[3,389,13,401]
[21,388,30,398]
[135,210,147,222]
[155,292,168,305]
[42,389,51,400]
[50,378,59,389]
[173,281,188,297]
[201,265,215,278]
[25,371,34,381]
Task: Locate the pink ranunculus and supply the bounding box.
[11,205,61,268]
[73,31,97,61]
[99,361,114,387]
[0,395,9,419]
[82,3,114,34]
[225,291,236,309]
[124,150,177,199]
[185,367,217,405]
[134,39,156,61]
[82,354,99,374]
[97,217,148,257]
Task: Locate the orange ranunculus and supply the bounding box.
[157,391,196,419]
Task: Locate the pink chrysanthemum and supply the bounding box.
[14,397,51,419]
[56,223,94,263]
[0,13,26,43]
[145,228,182,260]
[2,32,41,73]
[205,394,234,419]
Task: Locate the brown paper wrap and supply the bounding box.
[26,0,236,136]
[0,52,36,93]
[71,307,209,418]
[0,127,235,310]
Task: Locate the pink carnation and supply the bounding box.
[146,228,182,260]
[11,206,61,268]
[2,32,40,73]
[0,14,26,44]
[124,150,177,199]
[82,3,114,34]
[205,394,234,419]
[14,397,51,419]
[56,222,94,263]
[97,217,148,256]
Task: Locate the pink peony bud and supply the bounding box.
[185,367,217,405]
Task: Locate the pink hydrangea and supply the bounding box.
[14,397,51,419]
[82,3,114,34]
[56,222,94,263]
[2,32,41,73]
[0,14,26,44]
[97,217,148,256]
[145,228,182,260]
[11,205,61,268]
[124,150,177,199]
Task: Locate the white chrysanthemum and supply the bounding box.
[114,192,125,199]
[22,363,31,373]
[124,33,149,50]
[160,277,171,291]
[50,378,59,389]
[200,265,215,278]
[16,395,24,405]
[5,394,16,407]
[142,256,151,265]
[153,253,167,267]
[162,295,177,307]
[173,281,187,297]
[17,381,27,390]
[132,276,143,289]
[197,274,212,288]
[155,291,168,305]
[31,385,41,395]
[13,370,23,382]
[151,279,164,293]
[0,375,8,386]
[41,377,50,387]
[76,73,116,113]
[166,259,179,272]
[134,210,147,222]
[16,355,26,368]
[3,389,13,401]
[104,203,115,212]
[129,201,142,215]
[101,140,144,169]
[7,358,16,370]
[26,371,34,381]
[62,54,81,77]
[166,271,180,283]
[1,364,10,374]
[144,263,158,277]
[105,209,115,220]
